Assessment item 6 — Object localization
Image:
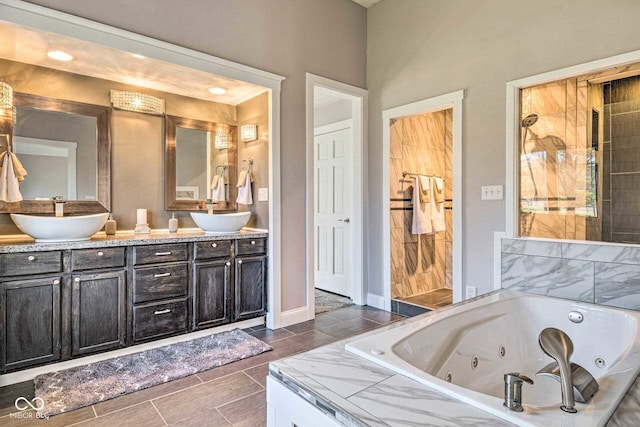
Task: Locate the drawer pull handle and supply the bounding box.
[53,279,60,285]
[154,309,171,315]
[212,243,218,248]
[97,251,104,256]
[155,252,172,256]
[154,272,171,278]
[74,277,81,283]
[251,240,256,245]
[28,255,36,261]
[238,259,243,265]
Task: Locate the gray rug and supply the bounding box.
[34,328,271,416]
[315,288,353,314]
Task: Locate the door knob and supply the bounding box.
[338,218,350,223]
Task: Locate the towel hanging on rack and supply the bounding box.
[0,150,23,202]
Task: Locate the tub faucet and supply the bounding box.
[53,196,65,217]
[538,327,578,413]
[503,373,533,412]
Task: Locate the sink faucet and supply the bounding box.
[539,327,578,413]
[53,195,65,217]
[504,372,533,412]
[205,198,215,214]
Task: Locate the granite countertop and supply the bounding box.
[0,228,268,253]
[269,319,640,427]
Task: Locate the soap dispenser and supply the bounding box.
[105,214,117,236]
[168,213,178,233]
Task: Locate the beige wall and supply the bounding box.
[20,0,367,312]
[367,0,640,297]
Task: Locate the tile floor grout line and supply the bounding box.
[63,401,151,427]
[91,404,97,418]
[241,370,267,390]
[214,388,265,410]
[150,399,169,426]
[216,407,234,426]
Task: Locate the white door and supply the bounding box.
[314,123,352,297]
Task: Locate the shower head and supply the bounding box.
[522,114,539,128]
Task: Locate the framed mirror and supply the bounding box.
[165,115,237,211]
[0,92,110,214]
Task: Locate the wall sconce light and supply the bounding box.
[240,124,258,142]
[0,81,13,109]
[110,89,165,115]
[214,132,229,149]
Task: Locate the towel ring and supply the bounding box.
[241,158,253,171]
[215,164,227,175]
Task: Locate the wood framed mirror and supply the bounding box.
[165,115,237,211]
[0,92,110,214]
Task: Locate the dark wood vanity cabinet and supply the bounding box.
[0,276,62,372]
[234,239,267,321]
[0,234,267,373]
[193,240,233,329]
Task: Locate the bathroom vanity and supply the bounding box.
[0,230,267,373]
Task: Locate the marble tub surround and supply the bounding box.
[269,312,640,426]
[0,228,267,253]
[502,237,640,310]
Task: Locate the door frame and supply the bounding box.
[302,73,367,325]
[381,90,465,310]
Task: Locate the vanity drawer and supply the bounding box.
[0,251,63,276]
[132,243,188,265]
[132,263,188,304]
[194,240,232,260]
[236,238,266,256]
[133,298,188,341]
[71,247,125,271]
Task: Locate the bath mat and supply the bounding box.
[315,288,353,314]
[34,328,271,416]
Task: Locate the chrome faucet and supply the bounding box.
[538,327,578,413]
[53,195,65,217]
[205,198,215,214]
[503,372,533,412]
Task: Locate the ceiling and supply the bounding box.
[0,21,267,106]
[351,0,381,8]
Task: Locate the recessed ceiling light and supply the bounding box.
[208,87,226,95]
[47,50,74,61]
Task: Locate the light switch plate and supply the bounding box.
[481,185,504,200]
[258,187,269,202]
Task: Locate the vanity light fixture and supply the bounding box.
[47,50,74,61]
[208,87,226,95]
[0,81,12,109]
[110,89,165,116]
[214,132,229,149]
[240,124,258,142]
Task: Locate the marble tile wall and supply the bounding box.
[501,237,640,310]
[390,110,452,299]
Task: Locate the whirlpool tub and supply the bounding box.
[345,290,640,427]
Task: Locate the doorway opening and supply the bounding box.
[302,74,367,324]
[382,91,464,316]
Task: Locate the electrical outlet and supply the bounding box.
[466,286,477,299]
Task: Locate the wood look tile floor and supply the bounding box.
[0,305,404,427]
[398,288,453,310]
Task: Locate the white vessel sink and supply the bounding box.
[190,211,251,234]
[10,212,110,242]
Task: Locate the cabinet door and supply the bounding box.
[71,271,126,356]
[235,255,267,321]
[194,259,232,329]
[0,277,61,372]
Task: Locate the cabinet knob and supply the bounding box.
[226,261,231,266]
[251,240,256,245]
[212,243,218,248]
[74,277,81,283]
[27,255,36,261]
[53,279,60,285]
[97,251,104,257]
[238,259,243,264]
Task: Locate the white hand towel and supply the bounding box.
[430,177,446,232]
[211,175,226,202]
[411,176,432,234]
[236,170,253,205]
[0,151,23,202]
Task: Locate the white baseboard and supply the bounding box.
[366,293,386,310]
[280,306,312,328]
[0,317,264,387]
